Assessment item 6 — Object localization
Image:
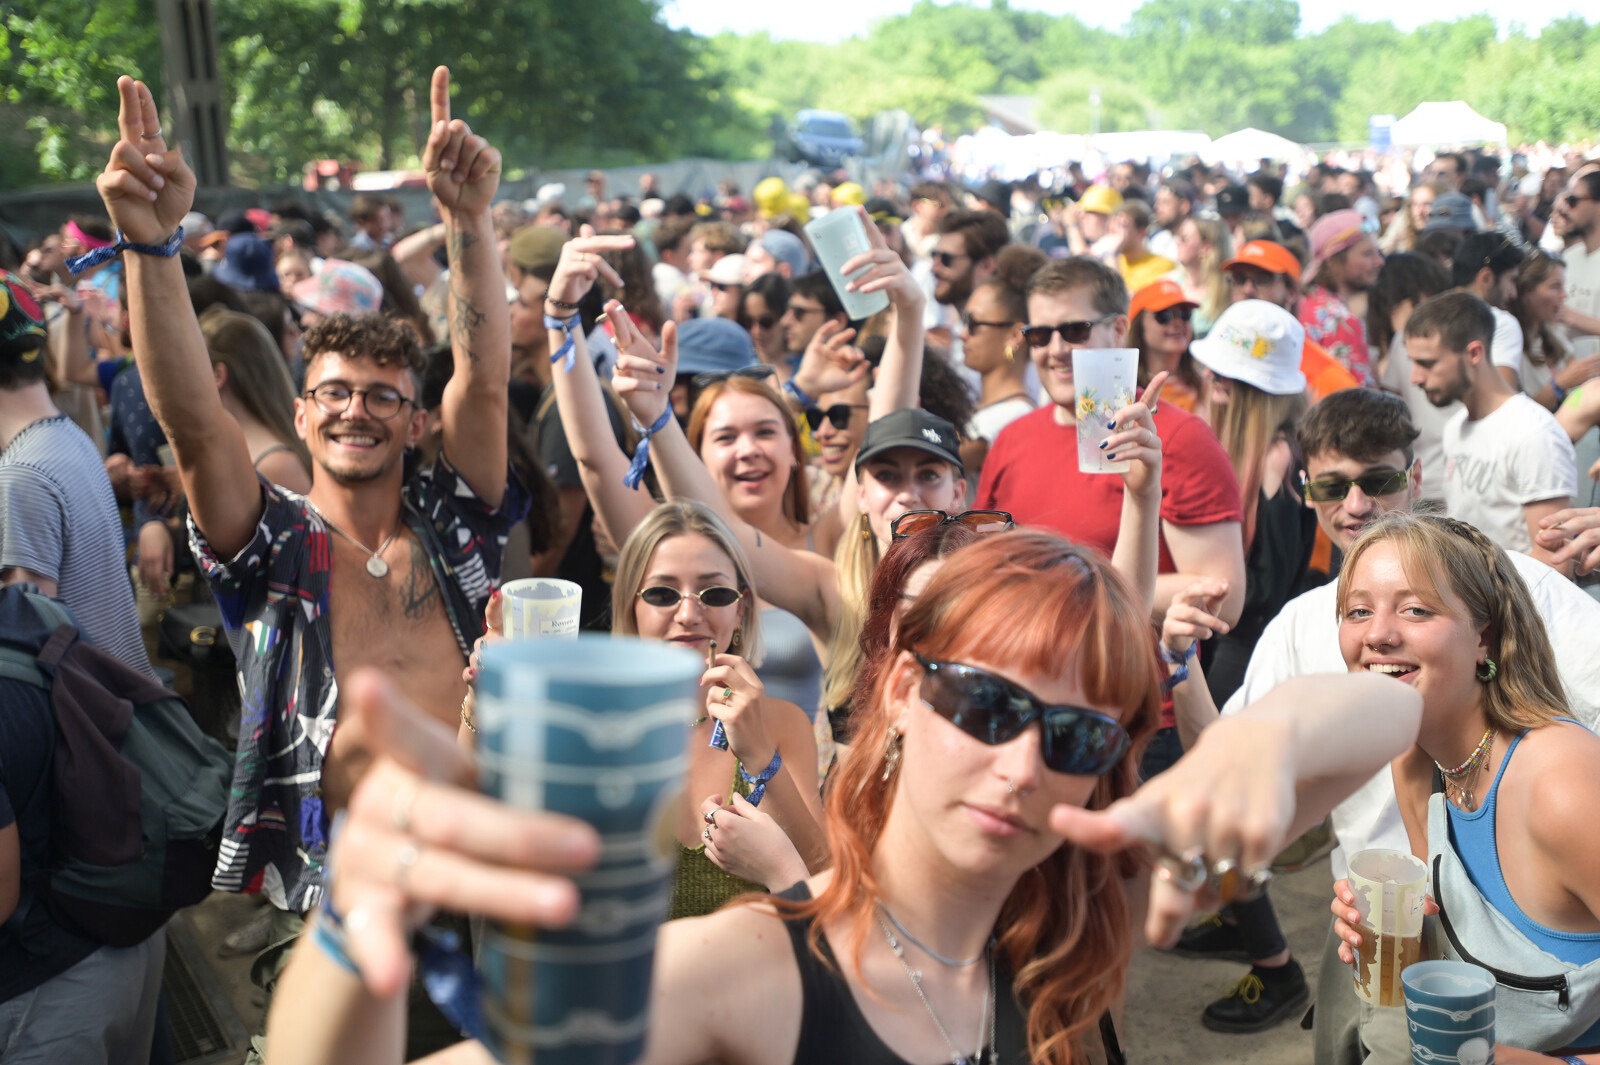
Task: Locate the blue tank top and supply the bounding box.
[1448,723,1600,971]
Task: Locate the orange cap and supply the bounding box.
[1222,240,1302,283]
[1130,279,1197,319]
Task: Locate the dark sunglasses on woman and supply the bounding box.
[691,365,777,389]
[914,653,1132,776]
[803,403,869,432]
[1151,306,1193,325]
[1301,468,1410,503]
[890,509,1016,541]
[636,585,744,609]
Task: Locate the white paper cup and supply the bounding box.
[1070,348,1139,474]
[1348,848,1429,1007]
[500,578,582,640]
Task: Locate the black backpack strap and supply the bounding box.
[36,624,77,672]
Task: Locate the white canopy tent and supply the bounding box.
[1389,102,1507,148]
[1201,127,1310,166]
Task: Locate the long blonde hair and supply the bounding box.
[1188,217,1232,329]
[1337,513,1567,733]
[1207,379,1305,550]
[610,500,765,667]
[821,511,879,713]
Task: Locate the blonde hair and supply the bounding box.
[1336,513,1567,732]
[1207,380,1305,549]
[820,511,880,713]
[610,500,764,667]
[1187,217,1232,328]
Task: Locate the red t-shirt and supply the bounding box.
[976,404,1243,573]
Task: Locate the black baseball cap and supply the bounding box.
[854,409,963,473]
[1216,184,1250,215]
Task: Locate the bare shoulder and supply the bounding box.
[1518,721,1600,837]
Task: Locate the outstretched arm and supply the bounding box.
[93,76,260,559]
[427,67,510,507]
[1106,374,1167,610]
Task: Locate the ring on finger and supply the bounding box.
[702,827,712,843]
[140,128,164,140]
[395,842,420,892]
[704,808,717,827]
[392,779,421,834]
[721,686,733,705]
[1154,847,1207,892]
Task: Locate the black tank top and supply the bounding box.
[774,884,1123,1064]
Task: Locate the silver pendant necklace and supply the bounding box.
[877,909,996,1065]
[308,502,399,579]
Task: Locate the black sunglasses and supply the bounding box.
[747,314,778,330]
[1564,194,1594,209]
[914,653,1132,777]
[691,365,776,389]
[1021,315,1117,348]
[1301,468,1410,503]
[933,250,971,268]
[636,585,744,609]
[1151,306,1194,325]
[890,509,1015,541]
[960,312,1014,332]
[803,403,869,432]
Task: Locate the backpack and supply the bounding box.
[0,587,232,947]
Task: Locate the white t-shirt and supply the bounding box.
[967,395,1036,444]
[1220,551,1600,878]
[1564,239,1600,359]
[1441,393,1576,554]
[1489,306,1524,375]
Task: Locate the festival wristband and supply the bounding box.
[545,312,579,372]
[1160,640,1198,693]
[623,407,672,489]
[310,906,359,975]
[1551,380,1569,406]
[66,227,185,275]
[782,378,814,408]
[738,750,783,806]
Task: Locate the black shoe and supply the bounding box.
[1200,961,1311,1034]
[1167,915,1250,962]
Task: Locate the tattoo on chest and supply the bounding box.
[401,537,441,619]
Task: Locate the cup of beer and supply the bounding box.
[500,578,583,640]
[1069,348,1138,474]
[473,635,698,1064]
[1348,848,1429,1007]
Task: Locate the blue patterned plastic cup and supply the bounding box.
[474,635,697,1065]
[1402,960,1495,1065]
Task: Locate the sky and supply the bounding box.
[661,0,1585,42]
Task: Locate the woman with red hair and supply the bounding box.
[265,531,1422,1065]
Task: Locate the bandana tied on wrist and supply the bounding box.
[623,407,672,489]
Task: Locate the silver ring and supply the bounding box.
[703,809,717,827]
[392,780,420,834]
[395,842,420,891]
[140,129,163,140]
[702,827,712,843]
[1154,848,1207,893]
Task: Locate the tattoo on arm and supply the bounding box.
[401,537,441,619]
[446,225,485,364]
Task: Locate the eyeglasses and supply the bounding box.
[1021,315,1117,348]
[960,312,1014,332]
[913,653,1132,777]
[932,250,971,268]
[891,509,1015,540]
[303,383,415,420]
[784,303,825,319]
[691,364,776,389]
[1564,194,1595,209]
[803,403,869,432]
[1301,468,1410,503]
[636,585,744,609]
[1151,306,1194,325]
[747,314,778,330]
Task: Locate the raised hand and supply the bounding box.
[422,67,501,218]
[96,77,195,245]
[1105,372,1168,499]
[547,227,631,310]
[1535,506,1600,576]
[1162,578,1231,657]
[701,653,773,767]
[790,318,870,401]
[838,205,924,312]
[611,302,676,427]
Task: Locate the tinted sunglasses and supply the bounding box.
[960,312,1014,332]
[1021,314,1117,348]
[1564,194,1595,209]
[691,364,776,389]
[914,653,1132,777]
[747,314,778,330]
[1151,306,1194,325]
[890,509,1015,541]
[933,250,970,268]
[1301,468,1410,503]
[804,403,869,432]
[636,585,744,609]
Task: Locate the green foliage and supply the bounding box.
[4,0,1600,191]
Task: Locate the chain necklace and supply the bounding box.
[306,501,400,579]
[877,910,995,1065]
[881,903,986,967]
[1436,727,1496,811]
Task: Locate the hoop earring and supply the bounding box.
[729,628,741,651]
[881,727,902,783]
[1477,658,1497,683]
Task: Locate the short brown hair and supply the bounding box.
[1295,387,1419,469]
[1403,290,1494,357]
[301,313,425,381]
[936,210,1010,261]
[690,221,743,256]
[1026,257,1129,317]
[654,216,696,256]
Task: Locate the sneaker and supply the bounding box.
[1200,961,1311,1034]
[1167,914,1250,962]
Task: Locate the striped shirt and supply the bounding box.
[0,413,155,679]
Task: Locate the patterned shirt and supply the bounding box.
[189,453,528,913]
[1298,286,1373,386]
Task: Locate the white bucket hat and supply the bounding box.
[1190,299,1307,395]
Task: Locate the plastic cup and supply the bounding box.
[803,208,891,321]
[1402,961,1495,1065]
[1070,348,1138,474]
[500,578,582,640]
[473,635,698,1065]
[1348,848,1429,1007]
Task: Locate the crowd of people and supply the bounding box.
[3,64,1600,1065]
